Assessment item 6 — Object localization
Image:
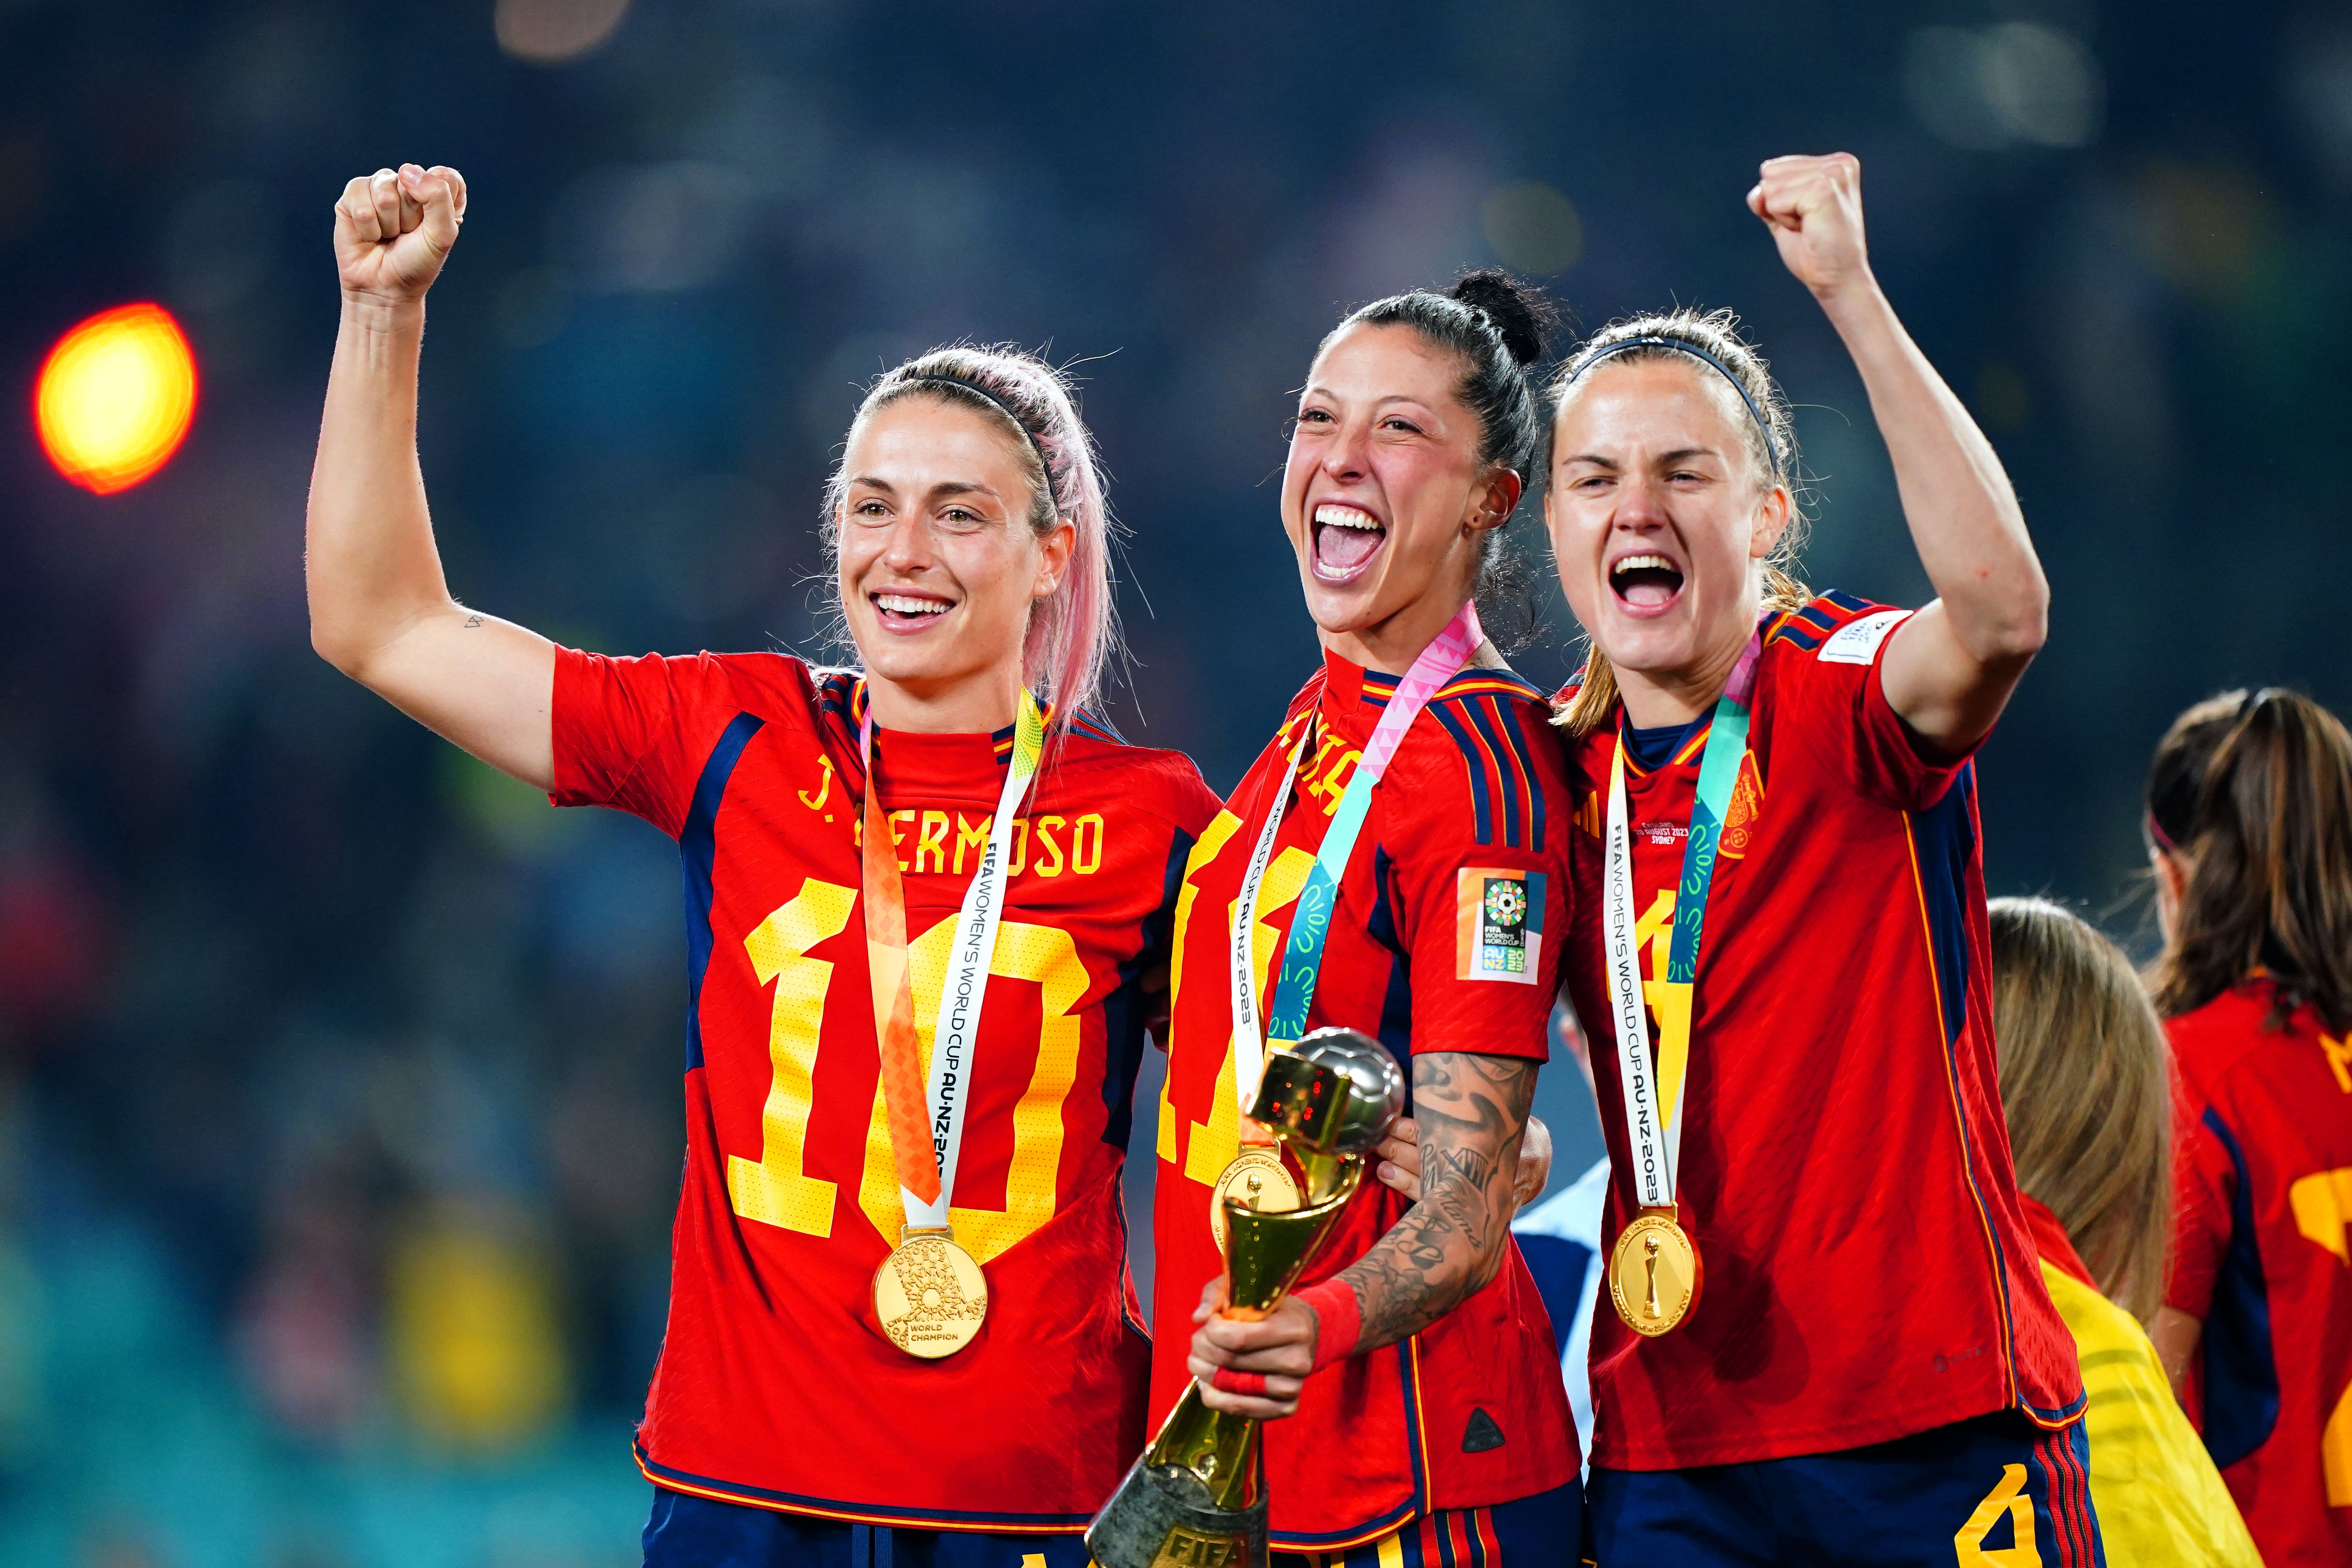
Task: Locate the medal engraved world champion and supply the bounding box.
[1210,1146,1302,1255]
[872,1229,988,1358]
[1608,1209,1701,1337]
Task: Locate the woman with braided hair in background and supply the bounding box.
[2144,688,2352,1567]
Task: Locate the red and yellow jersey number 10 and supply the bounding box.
[719,875,1091,1266]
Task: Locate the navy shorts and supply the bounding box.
[1585,1411,2103,1567]
[641,1490,1093,1568]
[1271,1479,1583,1568]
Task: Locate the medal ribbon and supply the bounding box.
[859,689,1047,1232]
[1228,602,1484,1122]
[1601,630,1760,1208]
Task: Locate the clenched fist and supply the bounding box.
[1747,153,1870,300]
[334,164,468,306]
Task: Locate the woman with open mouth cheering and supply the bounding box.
[1155,271,1582,1557]
[306,163,1221,1567]
[1548,153,2096,1564]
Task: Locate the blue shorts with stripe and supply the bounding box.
[642,1490,1093,1568]
[646,1481,1582,1568]
[1584,1410,2103,1567]
[1273,1480,1582,1568]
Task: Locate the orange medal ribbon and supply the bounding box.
[860,723,941,1208]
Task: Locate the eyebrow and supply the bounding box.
[1559,446,1725,469]
[845,477,1004,503]
[1299,387,1443,418]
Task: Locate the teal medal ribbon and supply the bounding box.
[1601,626,1762,1207]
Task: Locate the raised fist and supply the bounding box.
[1746,153,1870,299]
[334,164,468,305]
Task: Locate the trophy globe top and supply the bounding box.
[1250,1027,1406,1158]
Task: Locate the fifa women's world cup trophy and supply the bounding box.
[1088,1027,1407,1568]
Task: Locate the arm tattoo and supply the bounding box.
[1338,1052,1536,1351]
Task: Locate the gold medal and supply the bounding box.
[1209,1146,1301,1255]
[872,1228,988,1358]
[1608,1208,1702,1336]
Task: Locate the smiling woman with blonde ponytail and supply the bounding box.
[303,163,1224,1567]
[1544,154,2099,1565]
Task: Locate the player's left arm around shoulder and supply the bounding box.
[1187,1049,1537,1420]
[1339,1050,1537,1347]
[1750,152,2048,755]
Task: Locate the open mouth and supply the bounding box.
[1311,502,1386,584]
[1609,552,1685,611]
[870,590,955,630]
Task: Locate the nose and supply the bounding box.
[879,511,935,574]
[1612,471,1671,534]
[1320,415,1372,482]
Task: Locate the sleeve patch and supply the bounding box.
[1816,608,1909,666]
[1456,868,1545,984]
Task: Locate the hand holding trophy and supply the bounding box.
[1088,1026,1406,1568]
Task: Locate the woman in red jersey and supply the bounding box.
[1157,272,1582,1560]
[307,165,1221,1567]
[1546,154,2099,1564]
[2143,689,2352,1566]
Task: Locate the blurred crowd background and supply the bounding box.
[3,0,2348,1563]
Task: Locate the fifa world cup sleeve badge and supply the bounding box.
[1455,867,1544,984]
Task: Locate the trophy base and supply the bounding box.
[1085,1457,1269,1568]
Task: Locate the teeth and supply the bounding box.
[875,593,950,615]
[1611,553,1676,578]
[1314,503,1382,531]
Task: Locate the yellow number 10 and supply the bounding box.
[722,875,1088,1266]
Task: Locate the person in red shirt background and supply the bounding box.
[1546,153,2097,1563]
[303,162,1222,1566]
[2145,688,2352,1567]
[1163,272,1580,1560]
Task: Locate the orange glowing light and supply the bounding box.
[35,303,199,494]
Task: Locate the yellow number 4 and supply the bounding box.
[1954,1463,2038,1568]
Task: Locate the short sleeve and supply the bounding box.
[1382,714,1570,1063]
[552,647,769,837]
[1771,602,1975,814]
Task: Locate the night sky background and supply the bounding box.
[1,1,2347,1563]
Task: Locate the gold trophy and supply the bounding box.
[1088,1026,1406,1568]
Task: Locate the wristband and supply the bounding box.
[1295,1279,1362,1372]
[1210,1367,1269,1398]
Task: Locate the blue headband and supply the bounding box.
[1565,335,1783,476]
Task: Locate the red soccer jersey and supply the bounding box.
[1152,651,1578,1549]
[552,647,1220,1529]
[2166,978,2352,1566]
[1557,591,2082,1470]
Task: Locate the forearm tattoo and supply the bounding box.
[1338,1052,1535,1351]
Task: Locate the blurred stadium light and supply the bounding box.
[33,304,197,495]
[1481,182,1584,276]
[1905,22,2107,151]
[497,0,634,66]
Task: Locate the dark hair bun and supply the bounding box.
[1450,268,1556,366]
